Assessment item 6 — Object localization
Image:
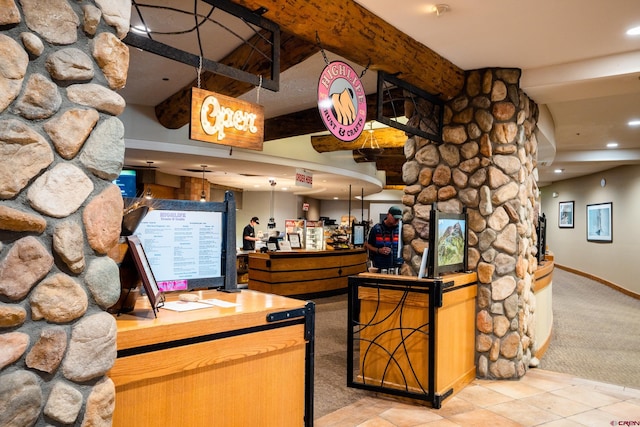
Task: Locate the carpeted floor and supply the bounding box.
[538,267,640,388]
[312,268,640,419]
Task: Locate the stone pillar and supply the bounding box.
[401,68,540,379]
[0,1,130,425]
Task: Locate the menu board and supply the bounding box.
[135,210,223,282]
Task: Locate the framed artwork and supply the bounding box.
[287,232,301,249]
[127,235,164,315]
[558,201,574,228]
[586,202,612,242]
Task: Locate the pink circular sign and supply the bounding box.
[317,61,367,142]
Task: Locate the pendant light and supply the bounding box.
[144,161,153,199]
[200,165,207,202]
[357,122,384,161]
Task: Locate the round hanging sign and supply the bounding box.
[317,61,367,142]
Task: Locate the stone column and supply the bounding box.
[401,68,540,379]
[0,1,130,425]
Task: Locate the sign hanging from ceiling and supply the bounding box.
[295,169,313,188]
[317,61,367,142]
[190,87,264,150]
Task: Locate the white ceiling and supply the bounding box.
[120,0,640,198]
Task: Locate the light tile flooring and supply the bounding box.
[315,369,640,426]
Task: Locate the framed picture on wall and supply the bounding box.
[558,201,574,228]
[586,202,612,242]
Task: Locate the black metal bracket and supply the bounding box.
[126,0,280,92]
[376,71,443,142]
[432,388,453,409]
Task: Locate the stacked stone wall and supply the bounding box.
[400,69,540,379]
[0,0,130,425]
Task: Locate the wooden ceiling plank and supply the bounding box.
[227,0,464,100]
[311,127,407,153]
[264,88,404,141]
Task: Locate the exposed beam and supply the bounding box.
[228,0,464,100]
[155,31,320,129]
[311,127,407,153]
[353,147,406,185]
[265,88,405,141]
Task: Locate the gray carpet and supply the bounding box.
[538,267,640,388]
[312,268,640,419]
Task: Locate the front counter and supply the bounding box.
[248,249,367,297]
[347,272,478,409]
[109,289,315,427]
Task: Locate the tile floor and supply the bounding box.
[315,369,640,426]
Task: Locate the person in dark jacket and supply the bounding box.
[365,206,402,269]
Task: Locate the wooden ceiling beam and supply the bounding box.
[228,0,464,100]
[311,127,407,153]
[265,87,404,141]
[155,31,320,129]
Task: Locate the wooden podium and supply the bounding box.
[347,272,477,408]
[109,289,314,426]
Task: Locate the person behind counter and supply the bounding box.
[242,216,260,251]
[365,206,403,270]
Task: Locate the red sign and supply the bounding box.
[295,169,313,188]
[317,61,367,142]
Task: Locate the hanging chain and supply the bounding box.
[197,56,202,88]
[316,31,370,78]
[360,59,371,78]
[316,31,330,66]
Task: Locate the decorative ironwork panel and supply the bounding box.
[376,72,443,142]
[126,0,280,91]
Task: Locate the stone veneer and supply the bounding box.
[400,69,540,379]
[0,0,130,425]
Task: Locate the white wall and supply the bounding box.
[541,164,640,295]
[236,191,300,245]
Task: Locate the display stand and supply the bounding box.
[125,236,164,317]
[347,272,477,408]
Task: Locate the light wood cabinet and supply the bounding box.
[109,289,314,426]
[347,272,477,408]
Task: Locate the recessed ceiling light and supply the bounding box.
[626,26,640,36]
[554,169,564,174]
[333,197,339,200]
[607,142,618,148]
[628,119,640,126]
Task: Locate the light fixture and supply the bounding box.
[268,178,276,228]
[431,4,450,16]
[357,122,384,161]
[554,169,564,174]
[144,161,153,199]
[626,26,640,36]
[199,165,207,202]
[552,192,559,198]
[606,142,618,148]
[628,119,640,127]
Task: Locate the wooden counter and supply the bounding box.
[109,289,314,427]
[533,255,555,359]
[248,249,367,297]
[347,272,477,408]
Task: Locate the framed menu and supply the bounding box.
[127,235,164,316]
